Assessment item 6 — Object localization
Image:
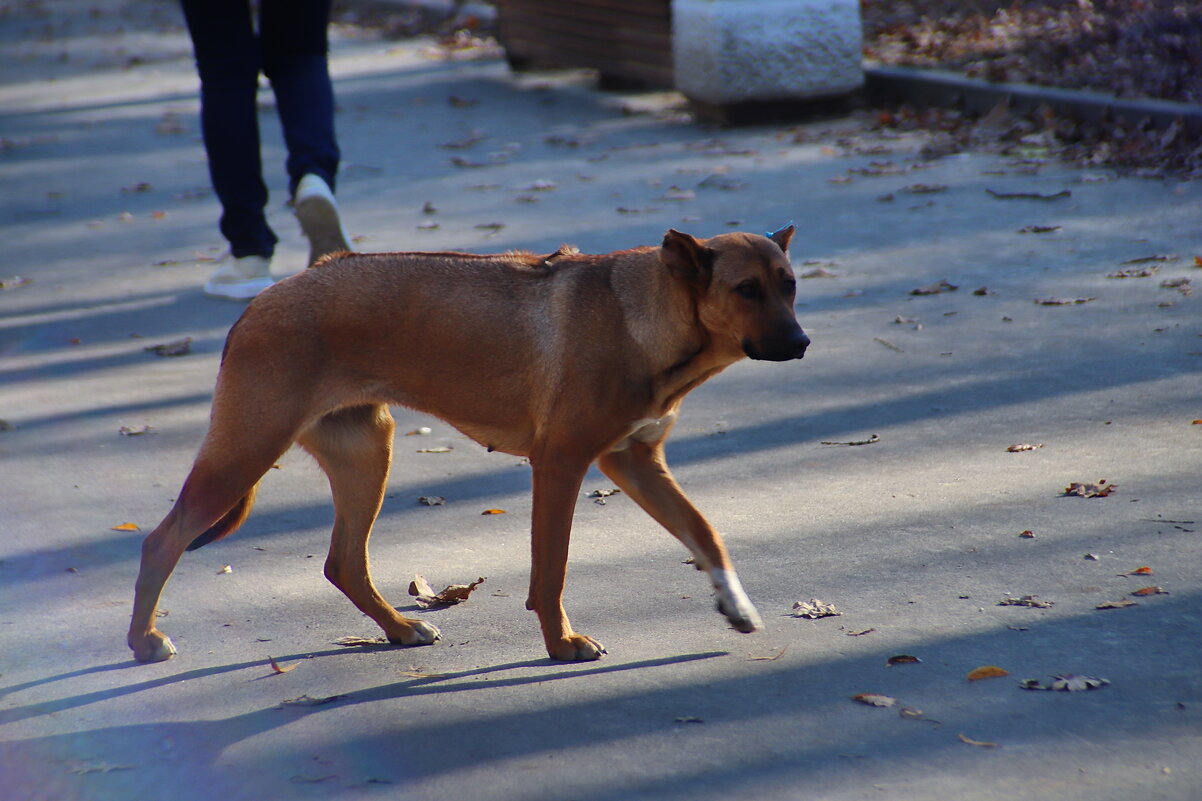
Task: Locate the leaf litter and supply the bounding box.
[852,693,897,708]
[1064,480,1117,498]
[280,694,346,708]
[911,279,958,295]
[998,594,1053,609]
[408,575,486,608]
[791,599,842,619]
[1020,675,1109,692]
[958,733,1000,749]
[967,666,1010,681]
[144,337,192,357]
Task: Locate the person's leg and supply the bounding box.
[180,0,278,260]
[261,0,349,265]
[260,0,340,196]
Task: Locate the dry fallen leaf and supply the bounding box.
[1021,674,1110,692]
[987,188,1070,201]
[998,594,1053,608]
[1018,530,1035,538]
[111,522,140,531]
[899,707,941,725]
[801,266,838,278]
[1123,254,1177,265]
[1120,566,1153,576]
[1007,443,1043,452]
[280,694,346,707]
[791,599,842,619]
[416,446,452,454]
[0,275,33,291]
[911,279,959,295]
[268,656,297,674]
[1064,480,1117,498]
[217,565,232,575]
[958,733,1000,748]
[967,665,1010,681]
[1018,225,1061,234]
[418,496,446,506]
[820,434,880,446]
[334,636,387,647]
[852,693,897,708]
[144,337,192,357]
[1108,265,1160,278]
[887,654,922,667]
[481,508,507,515]
[1035,296,1096,306]
[1096,599,1138,610]
[408,575,486,608]
[67,761,135,775]
[1130,586,1169,597]
[748,646,788,662]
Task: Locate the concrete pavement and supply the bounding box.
[2,2,1200,800]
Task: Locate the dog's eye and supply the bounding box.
[782,278,797,295]
[734,281,762,300]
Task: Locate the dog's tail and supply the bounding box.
[186,485,258,551]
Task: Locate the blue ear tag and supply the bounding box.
[766,221,795,238]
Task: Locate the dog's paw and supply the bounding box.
[717,597,763,633]
[387,619,441,647]
[546,634,606,661]
[130,630,177,663]
[711,568,763,634]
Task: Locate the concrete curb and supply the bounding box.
[864,62,1202,135]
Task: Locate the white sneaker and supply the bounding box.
[294,174,351,266]
[204,255,275,300]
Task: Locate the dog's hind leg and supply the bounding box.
[299,404,441,647]
[598,441,763,634]
[128,425,295,663]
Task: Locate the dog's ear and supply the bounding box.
[767,223,795,254]
[661,229,713,284]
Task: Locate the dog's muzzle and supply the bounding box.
[744,328,810,362]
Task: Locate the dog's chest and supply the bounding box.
[611,412,678,451]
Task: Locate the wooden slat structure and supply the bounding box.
[493,0,674,88]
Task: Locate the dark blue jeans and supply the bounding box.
[181,0,339,258]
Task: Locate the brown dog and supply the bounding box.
[127,227,808,663]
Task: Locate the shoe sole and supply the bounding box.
[204,277,275,300]
[295,193,350,266]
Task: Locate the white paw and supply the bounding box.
[389,620,441,646]
[711,568,762,633]
[131,632,177,663]
[411,620,442,645]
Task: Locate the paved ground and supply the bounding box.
[2,2,1200,800]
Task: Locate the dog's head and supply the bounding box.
[660,225,810,362]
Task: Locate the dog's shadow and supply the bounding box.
[0,648,726,792]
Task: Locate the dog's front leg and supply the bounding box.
[598,442,763,634]
[526,454,606,661]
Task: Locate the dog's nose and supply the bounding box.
[790,329,811,359]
